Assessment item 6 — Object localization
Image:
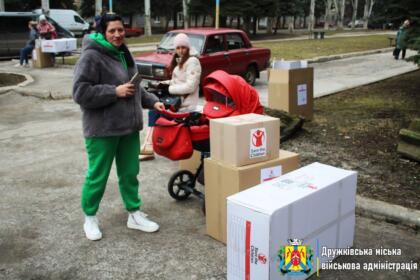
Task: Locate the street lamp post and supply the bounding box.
[215,0,220,29]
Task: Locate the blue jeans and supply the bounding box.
[20,45,34,65]
[148,110,161,127]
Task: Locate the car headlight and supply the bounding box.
[153,67,166,77]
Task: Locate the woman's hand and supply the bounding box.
[116,83,135,98]
[153,102,165,112]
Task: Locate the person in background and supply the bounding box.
[37,15,57,39]
[394,20,410,60]
[139,33,202,161]
[15,21,38,68]
[73,13,165,241]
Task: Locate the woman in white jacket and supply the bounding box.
[140,33,202,160]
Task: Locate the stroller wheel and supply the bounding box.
[168,170,195,201]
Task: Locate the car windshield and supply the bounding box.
[158,33,205,54]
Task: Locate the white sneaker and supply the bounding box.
[127,210,159,232]
[83,215,102,241]
[23,63,30,68]
[14,63,22,67]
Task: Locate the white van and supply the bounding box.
[34,9,89,37]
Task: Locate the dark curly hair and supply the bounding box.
[96,13,123,34]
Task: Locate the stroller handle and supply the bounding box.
[159,109,191,119]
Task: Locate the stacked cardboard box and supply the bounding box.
[41,38,77,53]
[32,40,54,69]
[268,62,314,120]
[227,162,357,280]
[205,113,300,244]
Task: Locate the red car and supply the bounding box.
[124,24,144,37]
[134,28,271,85]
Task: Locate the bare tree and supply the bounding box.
[324,0,333,30]
[309,0,316,31]
[363,0,375,29]
[144,0,152,36]
[335,0,346,29]
[350,0,358,29]
[182,0,190,28]
[42,0,50,14]
[95,0,103,16]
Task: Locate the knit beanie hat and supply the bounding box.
[173,33,190,49]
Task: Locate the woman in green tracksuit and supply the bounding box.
[73,13,165,241]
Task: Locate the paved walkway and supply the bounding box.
[253,49,419,106]
[1,49,417,103]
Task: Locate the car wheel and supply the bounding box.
[244,65,257,85]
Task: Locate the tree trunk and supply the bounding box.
[144,0,152,35]
[363,0,375,29]
[309,0,315,31]
[236,16,241,29]
[182,0,189,28]
[252,16,258,35]
[282,16,286,29]
[202,15,206,27]
[173,9,178,29]
[165,16,170,32]
[273,16,280,34]
[266,17,273,34]
[229,17,234,28]
[351,0,359,30]
[194,14,198,27]
[336,0,345,30]
[243,16,251,35]
[324,3,329,30]
[0,0,4,12]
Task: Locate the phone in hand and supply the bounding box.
[130,72,142,85]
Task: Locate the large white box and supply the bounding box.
[227,162,357,280]
[41,38,77,53]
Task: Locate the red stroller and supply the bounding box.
[152,70,263,208]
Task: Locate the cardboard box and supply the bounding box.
[32,47,54,68]
[41,38,77,53]
[268,68,314,120]
[227,162,357,280]
[272,60,308,70]
[179,150,201,172]
[210,113,280,167]
[205,150,300,244]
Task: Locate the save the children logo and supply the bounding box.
[249,128,267,158]
[277,239,313,276]
[252,129,265,147]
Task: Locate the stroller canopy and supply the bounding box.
[203,70,263,118]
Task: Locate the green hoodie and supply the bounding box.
[89,32,128,70]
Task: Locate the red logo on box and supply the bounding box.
[252,129,265,147]
[258,253,267,264]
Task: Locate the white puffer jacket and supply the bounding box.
[163,56,202,111]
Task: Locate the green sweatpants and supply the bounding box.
[81,131,141,216]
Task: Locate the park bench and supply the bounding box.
[387,36,396,47]
[311,30,326,40]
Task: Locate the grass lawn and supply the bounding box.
[125,34,164,45]
[62,34,391,65]
[55,55,80,66]
[254,34,390,60]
